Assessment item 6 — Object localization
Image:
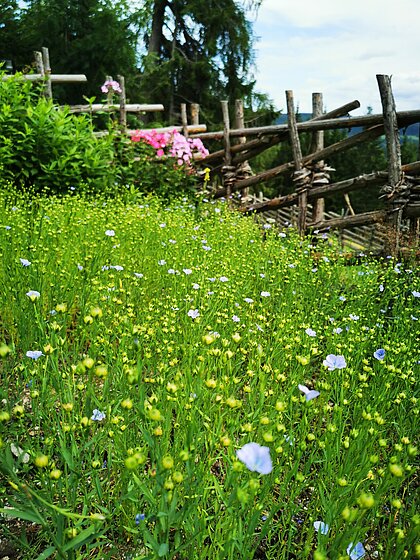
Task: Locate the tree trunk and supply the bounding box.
[148,0,168,55]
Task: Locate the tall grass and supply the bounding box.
[0,188,418,559]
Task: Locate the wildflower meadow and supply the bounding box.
[0,189,419,559]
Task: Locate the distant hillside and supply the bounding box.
[276,114,419,141]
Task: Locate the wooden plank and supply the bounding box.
[214,124,385,198]
[197,100,361,165]
[1,73,88,82]
[190,103,200,125]
[307,210,387,231]
[67,103,164,113]
[193,109,420,140]
[94,124,207,138]
[181,103,189,137]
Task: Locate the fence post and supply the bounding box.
[376,74,404,255]
[41,47,52,99]
[310,93,325,222]
[221,100,234,201]
[234,99,252,201]
[117,75,127,131]
[286,90,307,236]
[181,103,189,137]
[190,103,200,126]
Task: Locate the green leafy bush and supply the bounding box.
[0,74,200,198]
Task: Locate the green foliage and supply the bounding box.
[4,0,138,105]
[0,192,418,559]
[0,74,199,197]
[0,74,114,193]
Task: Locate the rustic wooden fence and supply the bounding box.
[1,48,207,137]
[193,76,420,255]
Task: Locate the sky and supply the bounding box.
[252,0,420,116]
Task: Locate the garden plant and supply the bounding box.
[0,187,418,559]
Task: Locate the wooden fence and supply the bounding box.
[2,48,207,137]
[193,76,420,255]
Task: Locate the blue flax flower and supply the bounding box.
[323,354,346,371]
[313,520,329,535]
[135,513,145,524]
[373,348,385,361]
[91,409,106,422]
[298,384,320,401]
[236,442,273,475]
[347,541,366,560]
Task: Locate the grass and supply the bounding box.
[0,188,418,560]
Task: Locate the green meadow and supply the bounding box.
[0,190,418,560]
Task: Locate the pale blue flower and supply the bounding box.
[26,290,40,300]
[236,442,273,475]
[135,513,145,524]
[26,350,44,360]
[187,309,200,319]
[91,409,106,421]
[261,291,270,297]
[347,541,366,560]
[323,354,346,371]
[183,268,192,275]
[305,328,316,337]
[349,314,359,321]
[158,260,166,266]
[232,315,240,323]
[339,296,346,302]
[298,384,320,401]
[168,269,176,274]
[20,258,31,267]
[5,225,11,230]
[374,348,385,361]
[244,298,254,303]
[333,327,343,334]
[279,232,286,238]
[193,283,200,290]
[379,284,384,292]
[134,273,144,278]
[105,229,115,237]
[412,290,420,298]
[219,276,229,282]
[313,520,329,535]
[77,264,83,271]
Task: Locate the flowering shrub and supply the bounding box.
[131,128,209,166]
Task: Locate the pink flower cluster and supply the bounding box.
[131,129,209,165]
[101,80,122,94]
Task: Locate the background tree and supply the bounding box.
[4,0,138,104]
[136,0,266,125]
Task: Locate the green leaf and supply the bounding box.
[0,507,43,524]
[35,546,57,560]
[62,524,98,552]
[158,543,169,557]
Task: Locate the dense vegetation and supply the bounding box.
[0,189,418,559]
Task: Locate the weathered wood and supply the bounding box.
[1,74,88,83]
[308,210,387,231]
[118,75,126,130]
[214,124,385,198]
[377,74,403,255]
[241,161,420,214]
[68,103,164,114]
[190,103,200,125]
[311,93,325,222]
[181,103,189,137]
[241,172,388,214]
[221,101,231,166]
[94,124,207,138]
[234,99,250,198]
[377,75,402,187]
[34,51,44,76]
[197,100,361,165]
[41,47,52,99]
[193,109,420,141]
[286,90,306,235]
